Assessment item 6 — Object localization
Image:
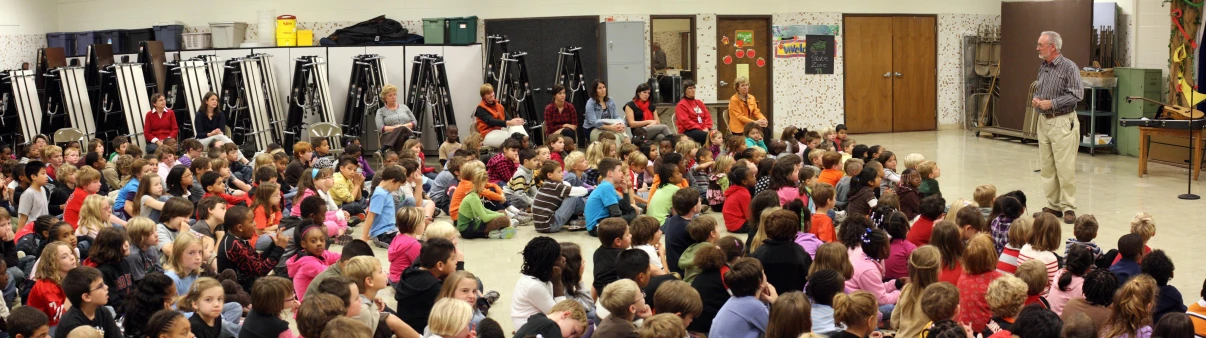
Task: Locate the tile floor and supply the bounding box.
[350,129,1206,334]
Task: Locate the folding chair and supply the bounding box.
[52,128,86,147]
[307,122,344,155]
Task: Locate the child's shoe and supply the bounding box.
[489,227,517,239]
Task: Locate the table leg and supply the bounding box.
[1139,130,1150,177]
[1194,132,1203,181]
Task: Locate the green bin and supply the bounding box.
[423,18,446,44]
[447,16,478,44]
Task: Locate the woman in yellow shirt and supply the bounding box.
[728,76,768,134]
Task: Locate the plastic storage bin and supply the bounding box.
[96,30,128,53]
[182,33,212,50]
[45,33,76,56]
[125,28,155,54]
[209,22,247,48]
[73,31,99,56]
[423,18,446,44]
[447,16,478,44]
[153,24,185,51]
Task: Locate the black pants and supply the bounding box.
[684,129,708,145]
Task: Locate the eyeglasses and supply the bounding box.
[91,284,108,292]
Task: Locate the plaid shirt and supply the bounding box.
[486,153,518,184]
[543,102,578,136]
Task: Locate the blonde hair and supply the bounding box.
[638,313,686,338]
[479,83,494,98]
[809,242,854,279]
[585,142,608,168]
[973,184,997,207]
[322,317,372,338]
[126,217,157,248]
[254,153,275,172]
[166,232,204,277]
[428,298,474,336]
[601,279,640,317]
[77,195,110,236]
[343,256,381,292]
[551,299,589,327]
[424,221,459,242]
[1006,216,1034,248]
[1102,274,1157,338]
[748,207,780,253]
[1014,259,1048,296]
[437,271,477,301]
[469,165,489,193]
[832,291,878,329]
[381,84,399,98]
[898,245,941,320]
[713,155,735,178]
[65,326,102,338]
[1130,212,1156,242]
[985,274,1028,318]
[35,241,73,284]
[734,76,750,87]
[902,153,926,170]
[176,277,223,312]
[946,198,975,221]
[563,151,586,171]
[57,164,78,183]
[41,145,62,160]
[675,140,698,159]
[458,161,484,180]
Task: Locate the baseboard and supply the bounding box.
[938,123,964,130]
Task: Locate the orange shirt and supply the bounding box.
[475,100,506,136]
[810,213,836,243]
[648,175,691,201]
[818,169,843,187]
[451,180,506,221]
[250,205,281,246]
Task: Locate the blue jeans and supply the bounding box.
[5,266,24,305]
[542,196,584,233]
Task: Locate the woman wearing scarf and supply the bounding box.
[624,83,674,142]
[476,83,529,148]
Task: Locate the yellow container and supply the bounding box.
[276,15,297,46]
[297,30,313,46]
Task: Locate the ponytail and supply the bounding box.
[832,291,878,328]
[849,166,878,197]
[1059,244,1094,291]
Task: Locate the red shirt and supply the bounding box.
[203,192,249,207]
[144,109,180,142]
[939,261,963,285]
[675,98,713,133]
[907,216,937,246]
[543,102,578,137]
[810,213,837,243]
[957,271,1003,331]
[721,185,751,232]
[28,279,66,326]
[63,187,90,229]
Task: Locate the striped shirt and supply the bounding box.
[532,181,571,232]
[1035,55,1084,114]
[1017,244,1061,296]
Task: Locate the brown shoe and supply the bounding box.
[1063,210,1076,224]
[1042,207,1064,218]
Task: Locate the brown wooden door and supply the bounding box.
[716,16,772,135]
[892,16,937,132]
[843,16,894,134]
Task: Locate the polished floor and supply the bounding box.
[355,129,1206,334]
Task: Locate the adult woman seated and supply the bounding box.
[543,84,578,140]
[476,83,528,148]
[675,80,713,145]
[584,79,628,143]
[376,84,418,152]
[192,92,247,160]
[625,83,674,142]
[144,93,178,154]
[727,76,767,135]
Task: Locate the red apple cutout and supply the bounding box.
[723,55,733,65]
[735,49,745,58]
[735,39,744,48]
[756,57,766,67]
[747,49,755,58]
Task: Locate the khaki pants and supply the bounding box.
[1037,112,1078,212]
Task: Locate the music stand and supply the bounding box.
[1181,86,1200,200]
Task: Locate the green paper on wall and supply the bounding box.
[735,30,754,46]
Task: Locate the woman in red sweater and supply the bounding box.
[143,93,179,154]
[544,84,578,140]
[675,80,713,145]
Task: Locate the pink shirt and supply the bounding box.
[776,187,801,206]
[845,246,900,305]
[884,239,916,280]
[1046,269,1084,315]
[388,233,421,283]
[285,251,341,302]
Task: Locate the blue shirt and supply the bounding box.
[709,296,769,338]
[368,186,398,238]
[584,181,620,231]
[584,98,620,129]
[1110,258,1141,286]
[113,178,140,211]
[165,270,198,296]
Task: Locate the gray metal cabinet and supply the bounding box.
[600,21,647,93]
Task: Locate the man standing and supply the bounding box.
[652,42,668,71]
[1033,31,1083,224]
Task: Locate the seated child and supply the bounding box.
[387,207,427,284]
[833,159,862,210]
[1015,259,1050,308]
[592,218,631,298]
[664,188,702,276]
[363,166,405,246]
[1113,212,1156,266]
[1067,214,1102,259]
[1110,233,1145,286]
[503,149,539,211]
[645,163,683,225]
[679,217,719,283]
[1141,250,1186,323]
[394,237,457,331]
[595,279,647,337]
[512,299,588,338]
[629,216,669,276]
[285,197,342,302]
[584,159,630,236]
[56,266,122,337]
[651,280,704,336]
[532,160,586,233]
[721,165,754,233]
[817,151,843,187]
[917,160,942,198]
[981,274,1028,337]
[456,164,518,240]
[974,184,996,220]
[486,138,521,184]
[344,256,421,338]
[709,258,776,338]
[216,205,287,291]
[809,183,837,243]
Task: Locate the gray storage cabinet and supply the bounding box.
[600,21,647,94]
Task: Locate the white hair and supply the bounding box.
[1041,31,1063,51]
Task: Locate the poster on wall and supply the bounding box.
[772,24,839,59]
[805,35,835,74]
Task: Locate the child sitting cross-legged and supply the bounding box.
[456,163,518,239]
[216,205,288,291]
[363,166,405,247]
[56,266,122,338]
[286,196,342,302]
[721,164,754,234]
[584,158,632,236]
[394,237,458,331]
[503,148,540,213]
[532,160,586,233]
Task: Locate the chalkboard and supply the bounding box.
[806,35,834,74]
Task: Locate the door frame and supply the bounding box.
[650,15,698,79]
[841,13,939,132]
[716,14,775,134]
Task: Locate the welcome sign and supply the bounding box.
[775,38,808,58]
[772,24,839,59]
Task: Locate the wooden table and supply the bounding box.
[1138,126,1204,180]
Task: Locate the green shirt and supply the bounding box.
[645,184,681,224]
[919,178,941,198]
[456,192,503,233]
[680,242,714,283]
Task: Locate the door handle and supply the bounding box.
[894,72,902,77]
[719,80,729,87]
[883,72,891,78]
